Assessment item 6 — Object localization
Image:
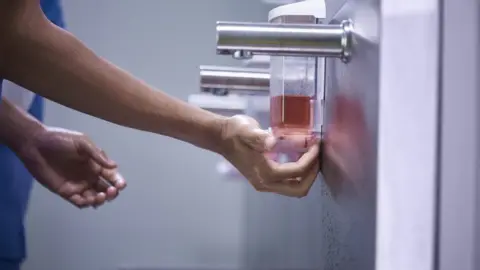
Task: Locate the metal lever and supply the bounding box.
[199,65,269,96]
[216,20,353,63]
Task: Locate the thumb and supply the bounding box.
[240,128,276,152]
[78,140,117,169]
[273,134,320,152]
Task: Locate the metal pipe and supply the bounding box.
[216,20,353,62]
[199,66,270,96]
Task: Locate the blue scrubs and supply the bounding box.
[0,1,65,269]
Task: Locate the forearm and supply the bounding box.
[0,1,226,154]
[0,99,44,153]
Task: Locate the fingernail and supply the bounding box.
[106,186,117,201]
[115,173,127,189]
[115,173,125,184]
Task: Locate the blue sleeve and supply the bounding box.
[40,0,65,28]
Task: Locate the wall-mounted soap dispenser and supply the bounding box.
[267,0,327,152]
[215,0,354,152]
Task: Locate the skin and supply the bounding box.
[0,98,126,208]
[0,0,321,198]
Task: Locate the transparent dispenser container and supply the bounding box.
[267,1,324,152]
[269,56,319,139]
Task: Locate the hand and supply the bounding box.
[220,115,320,198]
[16,127,127,208]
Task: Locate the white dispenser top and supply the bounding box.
[268,0,326,21]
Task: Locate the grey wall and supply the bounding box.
[440,0,480,270]
[23,1,271,270]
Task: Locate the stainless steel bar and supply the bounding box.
[216,20,353,62]
[199,65,270,96]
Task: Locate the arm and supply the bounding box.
[0,1,323,198]
[0,98,44,153]
[0,0,226,154]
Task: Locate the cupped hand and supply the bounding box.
[220,115,320,198]
[16,127,126,208]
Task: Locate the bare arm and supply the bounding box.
[0,98,44,153]
[0,0,226,154]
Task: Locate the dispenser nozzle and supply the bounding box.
[199,66,270,96]
[216,20,353,62]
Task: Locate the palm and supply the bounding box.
[18,128,126,208]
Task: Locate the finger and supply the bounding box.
[89,163,126,200]
[283,177,301,183]
[105,186,119,201]
[248,175,270,192]
[87,159,114,185]
[88,159,103,178]
[265,144,320,181]
[93,177,119,201]
[101,149,119,169]
[240,128,276,152]
[26,154,89,198]
[78,140,117,169]
[237,114,261,127]
[267,161,319,198]
[69,194,89,209]
[94,191,107,208]
[95,177,112,192]
[273,134,319,152]
[82,189,97,206]
[296,162,320,196]
[99,169,127,191]
[250,182,270,193]
[57,180,89,198]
